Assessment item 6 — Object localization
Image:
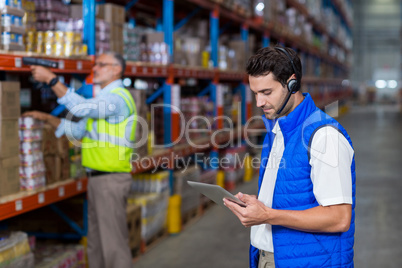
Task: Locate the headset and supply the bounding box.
[274,47,301,114]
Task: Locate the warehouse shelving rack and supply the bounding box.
[0,0,352,241]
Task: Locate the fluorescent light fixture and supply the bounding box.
[388,80,397,89]
[123,78,132,87]
[256,2,265,12]
[375,80,386,89]
[342,79,350,87]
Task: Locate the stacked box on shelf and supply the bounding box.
[126,203,141,253]
[34,0,68,31]
[128,190,169,244]
[227,40,246,71]
[34,244,85,268]
[22,0,35,52]
[233,0,252,17]
[266,0,286,27]
[173,19,208,67]
[220,84,241,128]
[144,31,168,64]
[181,96,213,142]
[0,232,34,268]
[32,30,85,57]
[123,24,141,62]
[173,165,201,215]
[124,26,169,63]
[285,7,308,38]
[19,117,46,191]
[221,145,247,190]
[68,142,85,179]
[198,169,217,205]
[132,171,170,194]
[0,82,21,197]
[97,3,124,54]
[22,0,36,30]
[128,88,149,158]
[0,0,26,51]
[41,124,70,184]
[68,5,111,55]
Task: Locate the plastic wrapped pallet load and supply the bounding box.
[174,165,201,215]
[128,190,169,243]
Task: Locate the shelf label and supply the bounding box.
[131,66,137,73]
[58,60,65,69]
[38,193,45,204]
[58,187,65,197]
[246,84,252,103]
[143,67,148,74]
[171,84,181,113]
[77,181,82,191]
[15,200,22,211]
[153,68,157,74]
[216,84,223,107]
[76,61,82,70]
[15,57,22,68]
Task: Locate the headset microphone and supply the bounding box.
[274,47,301,115]
[276,90,292,115]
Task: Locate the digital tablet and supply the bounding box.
[187,181,247,209]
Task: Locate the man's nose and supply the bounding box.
[256,95,265,108]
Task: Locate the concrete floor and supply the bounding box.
[133,104,402,268]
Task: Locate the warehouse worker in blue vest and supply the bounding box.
[24,52,137,268]
[223,47,356,268]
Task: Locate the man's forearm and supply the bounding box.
[50,80,68,98]
[268,204,352,233]
[46,114,61,129]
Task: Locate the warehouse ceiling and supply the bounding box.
[352,0,401,84]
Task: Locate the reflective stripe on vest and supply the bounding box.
[82,87,137,172]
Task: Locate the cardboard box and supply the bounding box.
[182,37,201,67]
[126,203,141,252]
[97,3,125,25]
[144,32,164,45]
[44,155,70,185]
[69,4,82,19]
[110,41,123,54]
[111,25,123,41]
[42,124,69,157]
[0,119,19,158]
[128,89,148,158]
[0,81,20,120]
[228,40,246,71]
[0,156,20,197]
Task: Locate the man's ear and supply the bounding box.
[115,65,123,78]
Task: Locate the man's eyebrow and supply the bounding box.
[256,88,272,93]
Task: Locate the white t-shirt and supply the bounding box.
[250,121,354,252]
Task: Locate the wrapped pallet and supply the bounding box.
[174,165,201,215]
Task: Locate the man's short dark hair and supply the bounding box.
[246,46,302,87]
[105,52,126,78]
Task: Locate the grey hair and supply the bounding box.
[104,52,126,78]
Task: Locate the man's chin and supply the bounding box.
[264,113,277,120]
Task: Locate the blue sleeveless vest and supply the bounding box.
[250,93,356,268]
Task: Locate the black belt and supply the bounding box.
[87,170,112,177]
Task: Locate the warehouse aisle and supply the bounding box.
[133,104,402,268]
[133,178,258,268]
[342,104,402,267]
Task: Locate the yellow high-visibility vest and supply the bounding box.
[82,87,137,172]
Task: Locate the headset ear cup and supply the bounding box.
[287,79,298,93]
